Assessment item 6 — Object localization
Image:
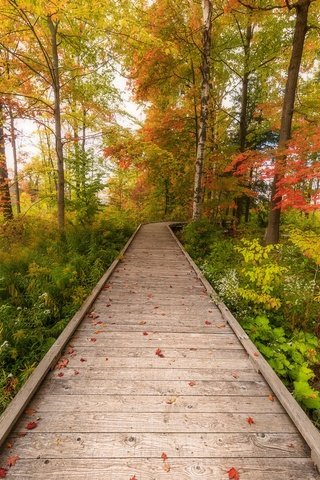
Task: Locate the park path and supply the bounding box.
[0,223,319,479]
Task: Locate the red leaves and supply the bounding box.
[57,372,64,378]
[155,348,164,358]
[90,337,97,343]
[188,380,196,387]
[26,421,37,430]
[204,320,212,325]
[227,467,240,479]
[6,456,19,467]
[129,476,137,480]
[246,417,255,425]
[0,468,7,478]
[143,331,149,336]
[161,452,168,462]
[66,346,75,355]
[80,357,87,362]
[55,358,69,370]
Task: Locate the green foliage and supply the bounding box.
[243,315,320,410]
[0,214,134,412]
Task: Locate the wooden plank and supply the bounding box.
[78,323,233,334]
[29,394,285,414]
[168,224,320,470]
[4,432,310,458]
[70,331,242,349]
[1,458,318,479]
[48,366,261,382]
[13,412,296,434]
[40,378,271,396]
[57,345,248,359]
[0,225,142,448]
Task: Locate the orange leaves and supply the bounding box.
[227,467,240,479]
[246,417,255,425]
[55,358,69,370]
[6,456,19,467]
[161,452,170,472]
[0,468,7,478]
[268,394,275,402]
[129,476,137,480]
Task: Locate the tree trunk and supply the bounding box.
[0,103,14,221]
[192,0,212,220]
[8,107,20,214]
[264,0,311,245]
[47,17,65,232]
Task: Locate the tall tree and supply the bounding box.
[0,103,13,220]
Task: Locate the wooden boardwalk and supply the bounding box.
[0,222,320,478]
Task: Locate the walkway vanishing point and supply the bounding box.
[0,223,320,479]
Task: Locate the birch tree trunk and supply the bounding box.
[264,0,311,245]
[192,0,212,220]
[47,16,65,232]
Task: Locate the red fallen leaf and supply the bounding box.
[268,394,275,402]
[154,306,159,309]
[155,348,164,358]
[57,372,64,378]
[105,357,109,361]
[80,357,87,362]
[129,476,137,480]
[95,321,104,326]
[227,467,240,479]
[7,455,19,467]
[26,421,37,430]
[66,346,74,355]
[5,443,13,449]
[253,352,259,357]
[161,452,168,462]
[90,338,97,342]
[205,320,212,325]
[94,330,104,334]
[104,284,111,289]
[74,370,80,376]
[55,358,69,370]
[246,417,255,425]
[106,304,111,307]
[188,381,196,387]
[143,332,149,336]
[0,468,7,478]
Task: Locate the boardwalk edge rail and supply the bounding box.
[168,223,320,472]
[0,224,142,448]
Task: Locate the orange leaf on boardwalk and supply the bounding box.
[55,358,69,369]
[26,421,37,430]
[227,467,240,479]
[25,408,36,416]
[66,346,74,355]
[161,452,168,462]
[163,462,170,472]
[6,455,19,467]
[129,476,137,480]
[268,394,275,401]
[155,348,164,357]
[0,468,7,478]
[246,417,255,425]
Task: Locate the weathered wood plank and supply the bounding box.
[40,378,271,396]
[1,458,318,479]
[29,394,285,414]
[70,331,242,349]
[3,432,310,458]
[14,412,296,434]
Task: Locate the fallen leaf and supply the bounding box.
[231,372,239,379]
[26,421,37,430]
[55,358,69,370]
[104,284,111,289]
[246,417,255,425]
[17,432,27,437]
[253,352,259,357]
[154,306,159,309]
[217,323,226,328]
[105,357,109,361]
[88,311,99,319]
[106,304,111,307]
[227,467,240,479]
[6,455,19,467]
[94,321,104,326]
[155,348,164,358]
[74,370,80,376]
[143,332,149,336]
[161,452,168,462]
[5,443,13,450]
[268,394,275,402]
[94,330,104,334]
[80,357,87,362]
[90,338,97,342]
[163,462,170,472]
[288,443,295,448]
[129,476,137,480]
[205,320,212,325]
[139,321,146,325]
[66,346,74,355]
[57,372,64,378]
[0,468,7,478]
[25,408,36,416]
[188,381,196,387]
[165,397,177,404]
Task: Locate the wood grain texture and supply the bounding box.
[0,222,319,479]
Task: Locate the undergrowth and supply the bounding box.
[0,213,134,413]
